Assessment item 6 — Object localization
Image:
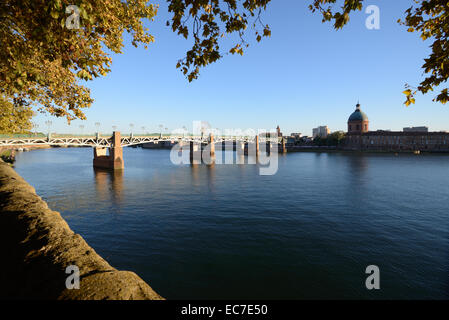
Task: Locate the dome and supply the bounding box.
[348,103,368,122]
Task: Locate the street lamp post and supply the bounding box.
[45,120,52,140]
[45,120,53,138]
[45,120,52,132]
[129,123,134,138]
[33,123,39,137]
[95,122,100,140]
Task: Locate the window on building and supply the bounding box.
[356,124,360,130]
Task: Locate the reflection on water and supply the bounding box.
[190,164,201,186]
[347,153,369,172]
[93,167,124,204]
[206,163,216,191]
[12,148,449,299]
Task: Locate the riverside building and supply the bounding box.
[344,103,449,152]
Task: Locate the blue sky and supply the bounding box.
[36,0,448,136]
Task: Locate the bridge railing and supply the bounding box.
[0,133,47,139]
[0,133,279,147]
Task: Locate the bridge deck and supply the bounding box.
[0,135,276,147]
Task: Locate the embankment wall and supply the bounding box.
[0,160,163,300]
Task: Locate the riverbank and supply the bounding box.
[0,149,15,164]
[286,145,449,154]
[0,159,163,300]
[0,145,52,152]
[0,145,52,164]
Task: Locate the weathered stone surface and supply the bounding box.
[0,160,163,300]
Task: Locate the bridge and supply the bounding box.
[0,132,285,169]
[0,132,262,147]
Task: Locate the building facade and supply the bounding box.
[403,126,429,133]
[344,103,449,152]
[347,103,369,134]
[312,126,330,138]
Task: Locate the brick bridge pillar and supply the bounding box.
[280,137,287,153]
[190,134,215,164]
[209,134,215,157]
[244,135,259,156]
[93,131,124,170]
[189,140,201,164]
[237,140,245,155]
[255,135,260,155]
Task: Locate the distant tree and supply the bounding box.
[313,131,346,146]
[313,136,327,146]
[309,0,449,105]
[0,95,34,134]
[326,131,346,146]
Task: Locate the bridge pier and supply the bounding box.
[237,140,245,155]
[266,142,271,155]
[244,135,259,156]
[189,141,201,164]
[255,135,260,155]
[209,134,215,157]
[280,138,287,153]
[93,131,124,170]
[190,134,216,164]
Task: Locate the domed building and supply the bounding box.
[348,102,369,133]
[343,102,449,152]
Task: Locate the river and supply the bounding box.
[13,147,449,299]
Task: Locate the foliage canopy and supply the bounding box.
[1,0,158,122]
[309,0,449,105]
[313,131,346,146]
[0,95,34,134]
[0,0,447,128]
[0,0,272,124]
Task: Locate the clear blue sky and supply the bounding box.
[35,0,448,136]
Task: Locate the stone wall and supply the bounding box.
[0,160,163,300]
